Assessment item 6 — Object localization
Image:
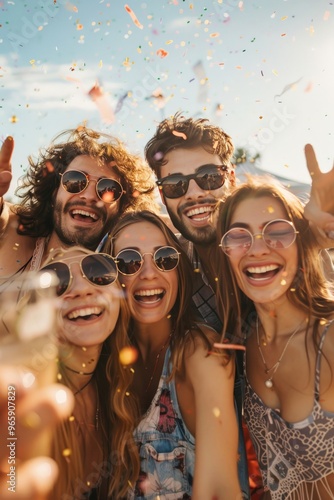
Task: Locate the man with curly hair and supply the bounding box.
[0,127,159,281]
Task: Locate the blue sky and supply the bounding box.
[1,0,333,198]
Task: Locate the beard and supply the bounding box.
[167,203,219,246]
[52,200,117,250]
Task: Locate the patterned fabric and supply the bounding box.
[178,236,223,333]
[244,320,334,500]
[129,347,194,499]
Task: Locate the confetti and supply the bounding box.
[10,115,18,123]
[172,130,187,140]
[323,10,331,21]
[210,32,219,38]
[124,5,143,29]
[274,77,302,98]
[156,48,168,58]
[119,346,138,365]
[212,407,221,418]
[88,82,115,124]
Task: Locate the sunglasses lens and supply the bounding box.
[61,171,87,194]
[82,254,118,286]
[221,229,252,256]
[154,247,179,271]
[264,221,296,249]
[161,176,187,199]
[97,179,123,203]
[40,262,70,296]
[195,165,226,190]
[116,250,142,275]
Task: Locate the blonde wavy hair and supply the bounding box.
[42,246,133,498]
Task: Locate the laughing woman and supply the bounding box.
[104,211,242,500]
[40,246,131,499]
[212,177,334,500]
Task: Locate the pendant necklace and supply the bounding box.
[144,328,174,393]
[256,316,306,389]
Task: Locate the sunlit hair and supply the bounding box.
[45,246,134,497]
[209,175,334,351]
[145,111,235,179]
[14,126,159,238]
[103,211,213,497]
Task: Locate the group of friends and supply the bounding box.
[0,114,334,500]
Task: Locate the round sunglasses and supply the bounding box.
[115,246,180,276]
[156,164,229,199]
[220,219,298,257]
[40,253,118,296]
[60,170,124,203]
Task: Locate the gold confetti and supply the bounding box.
[119,346,138,365]
[212,407,221,418]
[281,16,288,21]
[10,115,18,123]
[166,40,173,45]
[267,206,274,213]
[280,279,287,285]
[62,448,72,457]
[210,32,219,38]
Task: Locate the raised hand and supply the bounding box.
[304,144,334,237]
[0,137,14,198]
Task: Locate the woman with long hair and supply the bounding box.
[40,245,132,499]
[213,176,334,499]
[104,211,242,499]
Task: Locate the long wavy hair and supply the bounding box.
[145,111,235,178]
[103,210,213,497]
[14,126,159,237]
[44,246,133,498]
[209,176,334,353]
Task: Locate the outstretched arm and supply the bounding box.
[0,366,74,499]
[304,144,334,245]
[187,338,242,500]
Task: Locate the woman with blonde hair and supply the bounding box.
[104,211,242,499]
[212,176,334,499]
[40,245,134,499]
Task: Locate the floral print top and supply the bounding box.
[128,347,195,500]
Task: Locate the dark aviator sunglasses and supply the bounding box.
[156,164,229,199]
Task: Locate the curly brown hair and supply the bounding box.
[145,112,234,178]
[14,127,160,237]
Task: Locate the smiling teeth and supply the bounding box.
[186,206,212,218]
[135,289,164,296]
[72,209,98,220]
[246,265,279,274]
[67,307,102,319]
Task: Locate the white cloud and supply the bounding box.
[1,61,123,110]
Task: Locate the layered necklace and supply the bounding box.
[256,316,306,389]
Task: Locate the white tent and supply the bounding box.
[234,162,311,203]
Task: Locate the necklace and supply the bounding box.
[144,329,174,393]
[256,316,306,389]
[63,364,95,376]
[73,376,93,396]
